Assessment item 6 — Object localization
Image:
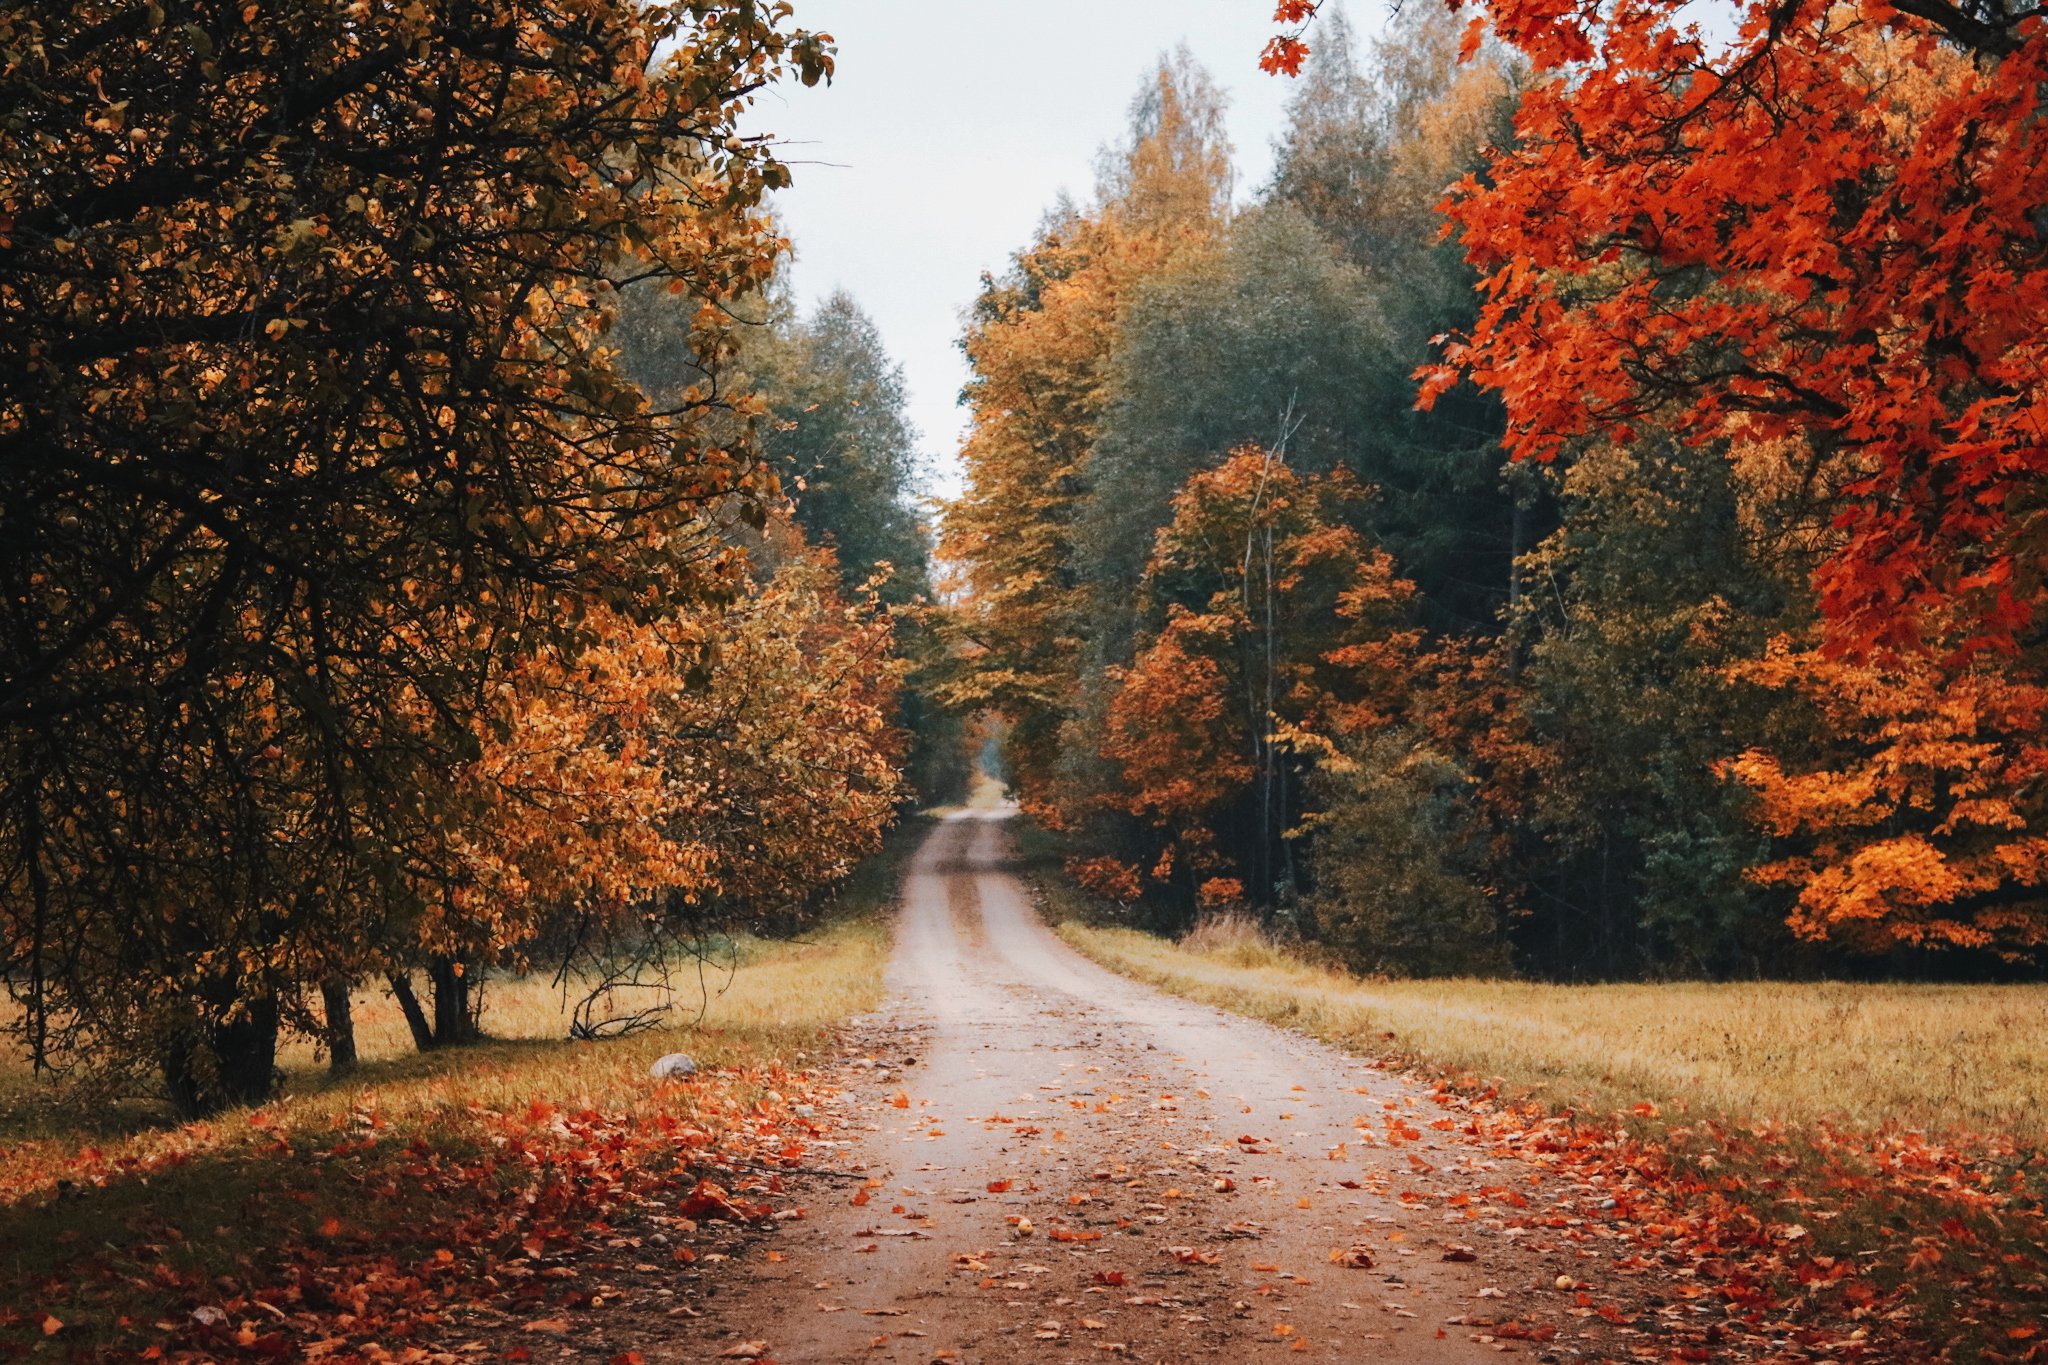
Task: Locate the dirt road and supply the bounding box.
[655,809,1690,1364]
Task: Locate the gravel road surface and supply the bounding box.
[686,809,1677,1365]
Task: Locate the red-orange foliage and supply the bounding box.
[1095,446,1415,893]
[1724,639,2048,954]
[1260,1,1324,73]
[1422,0,2046,665]
[1382,0,2048,949]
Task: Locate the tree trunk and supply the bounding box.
[388,972,437,1051]
[428,957,479,1045]
[321,979,358,1073]
[163,1028,203,1119]
[215,995,280,1105]
[162,995,281,1118]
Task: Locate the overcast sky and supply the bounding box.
[747,1,1389,497]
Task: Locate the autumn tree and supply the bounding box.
[1089,446,1417,915]
[615,271,968,805]
[744,291,971,805]
[937,50,1228,808]
[1412,0,2048,955]
[0,0,828,1111]
[1263,1,1532,628]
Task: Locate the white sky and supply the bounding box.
[748,1,1390,498]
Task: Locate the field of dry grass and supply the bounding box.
[1058,914,2048,1142]
[0,916,891,1183]
[0,833,910,1357]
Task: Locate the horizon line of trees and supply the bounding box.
[937,2,2048,985]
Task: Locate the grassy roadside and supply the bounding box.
[1055,919,2047,1141]
[1024,859,2048,1363]
[0,818,918,1361]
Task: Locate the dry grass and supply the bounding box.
[1059,917,2048,1141]
[0,835,909,1356]
[0,916,891,1192]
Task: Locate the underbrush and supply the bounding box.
[0,826,915,1362]
[1048,902,2048,1364]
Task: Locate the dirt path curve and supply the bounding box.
[698,810,1681,1365]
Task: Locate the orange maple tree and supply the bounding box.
[1088,446,1416,903]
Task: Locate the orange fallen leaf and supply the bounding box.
[523,1319,570,1334]
[1252,1263,1280,1272]
[717,1343,770,1360]
[38,1317,61,1338]
[1296,1197,1312,1209]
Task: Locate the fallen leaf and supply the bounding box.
[716,1343,770,1360]
[522,1319,570,1334]
[1442,1246,1478,1263]
[864,1308,908,1316]
[38,1316,61,1337]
